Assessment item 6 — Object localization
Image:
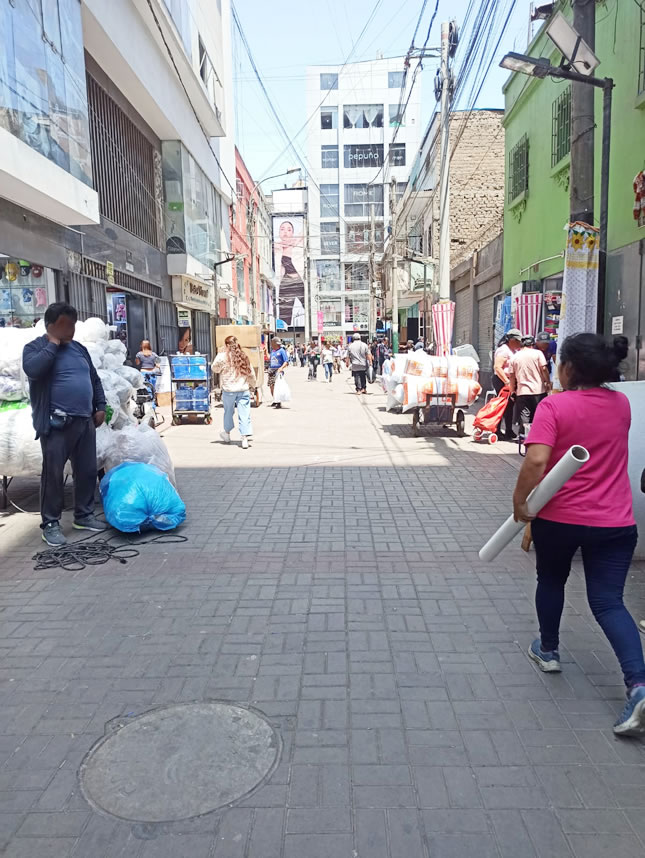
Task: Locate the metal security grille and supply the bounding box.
[87,74,160,248]
[640,9,645,94]
[551,87,571,167]
[81,258,162,299]
[508,135,529,203]
[156,300,178,356]
[193,310,211,356]
[67,273,108,322]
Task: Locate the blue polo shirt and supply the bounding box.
[50,341,93,416]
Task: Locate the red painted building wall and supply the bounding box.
[230,148,262,319]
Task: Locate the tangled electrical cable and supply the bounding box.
[32,533,188,572]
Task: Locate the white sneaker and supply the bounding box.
[219,431,230,444]
[241,437,249,449]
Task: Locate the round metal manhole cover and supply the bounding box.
[79,703,281,822]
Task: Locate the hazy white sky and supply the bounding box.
[232,0,534,189]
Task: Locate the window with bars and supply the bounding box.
[551,87,571,167]
[87,74,162,248]
[508,135,529,203]
[640,9,645,94]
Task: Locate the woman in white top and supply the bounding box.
[211,336,256,449]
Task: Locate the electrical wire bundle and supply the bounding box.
[32,532,188,572]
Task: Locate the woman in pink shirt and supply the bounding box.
[513,333,645,736]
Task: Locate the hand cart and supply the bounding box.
[412,393,466,438]
[170,354,212,425]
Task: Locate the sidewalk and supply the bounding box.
[0,366,644,857]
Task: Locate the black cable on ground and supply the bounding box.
[32,533,188,572]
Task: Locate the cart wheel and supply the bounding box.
[473,427,483,440]
[456,410,465,437]
[412,411,420,437]
[172,415,181,426]
[489,433,498,445]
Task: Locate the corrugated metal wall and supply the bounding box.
[68,273,108,322]
[156,300,178,355]
[193,310,211,357]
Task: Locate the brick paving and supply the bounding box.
[0,366,644,857]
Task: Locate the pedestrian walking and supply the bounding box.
[508,335,550,438]
[307,341,320,381]
[332,343,342,373]
[268,338,289,407]
[535,332,556,381]
[375,339,386,375]
[321,344,334,382]
[347,332,371,395]
[512,333,645,736]
[211,335,256,449]
[22,302,107,546]
[493,328,522,440]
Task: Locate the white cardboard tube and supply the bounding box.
[478,445,590,562]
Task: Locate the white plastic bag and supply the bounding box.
[0,407,42,475]
[273,373,291,403]
[81,317,109,343]
[104,423,176,485]
[117,365,144,389]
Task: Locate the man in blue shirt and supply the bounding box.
[23,302,107,546]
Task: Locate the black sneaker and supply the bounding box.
[42,522,67,547]
[73,515,107,532]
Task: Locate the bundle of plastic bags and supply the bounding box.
[100,462,185,533]
[103,422,176,485]
[0,405,43,475]
[381,352,481,413]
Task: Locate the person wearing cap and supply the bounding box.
[268,337,289,408]
[508,336,550,438]
[493,329,523,440]
[536,332,556,380]
[347,332,372,395]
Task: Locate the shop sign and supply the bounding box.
[106,260,115,286]
[172,275,212,311]
[177,309,191,328]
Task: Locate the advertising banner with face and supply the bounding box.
[273,216,306,327]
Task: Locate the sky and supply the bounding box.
[232,0,534,192]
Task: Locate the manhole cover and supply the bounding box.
[79,703,280,822]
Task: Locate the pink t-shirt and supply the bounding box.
[526,388,634,527]
[509,348,547,395]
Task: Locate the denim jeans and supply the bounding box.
[531,518,645,688]
[352,369,367,391]
[323,362,333,380]
[222,390,252,436]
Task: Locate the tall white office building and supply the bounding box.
[305,58,422,341]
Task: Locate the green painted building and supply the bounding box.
[502,0,645,378]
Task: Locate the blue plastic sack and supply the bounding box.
[100,462,186,533]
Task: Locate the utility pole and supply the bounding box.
[369,201,376,341]
[438,21,452,302]
[248,195,257,325]
[389,176,399,352]
[570,0,595,225]
[423,262,428,347]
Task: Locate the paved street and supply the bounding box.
[1,365,645,857]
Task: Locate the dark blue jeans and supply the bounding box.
[531,518,645,688]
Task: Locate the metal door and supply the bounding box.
[156,300,178,355]
[68,273,108,321]
[126,295,147,363]
[606,242,644,381]
[193,310,211,357]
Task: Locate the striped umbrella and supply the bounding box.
[432,301,455,356]
[515,292,543,338]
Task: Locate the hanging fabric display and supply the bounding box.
[432,301,455,357]
[633,171,645,228]
[515,292,543,338]
[494,295,513,347]
[555,222,599,386]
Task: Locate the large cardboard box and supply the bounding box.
[215,325,260,350]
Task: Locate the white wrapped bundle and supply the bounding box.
[81,317,109,343]
[98,370,133,407]
[0,408,42,475]
[402,376,428,412]
[105,339,127,358]
[103,352,127,372]
[447,355,479,381]
[0,328,32,401]
[0,374,26,401]
[117,365,144,389]
[85,341,106,370]
[95,423,117,469]
[104,423,175,485]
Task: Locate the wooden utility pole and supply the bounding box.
[570,0,595,224]
[438,21,452,301]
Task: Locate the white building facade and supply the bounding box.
[305,58,422,341]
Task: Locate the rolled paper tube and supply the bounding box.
[478,445,590,562]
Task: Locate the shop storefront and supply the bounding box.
[172,274,214,357]
[0,256,56,328]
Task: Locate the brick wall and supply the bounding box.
[429,110,505,267]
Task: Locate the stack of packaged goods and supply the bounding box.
[0,318,174,482]
[381,352,481,413]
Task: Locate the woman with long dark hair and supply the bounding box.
[513,333,645,735]
[211,335,256,449]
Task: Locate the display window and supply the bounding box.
[0,256,53,328]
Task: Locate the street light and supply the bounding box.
[500,51,614,335]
